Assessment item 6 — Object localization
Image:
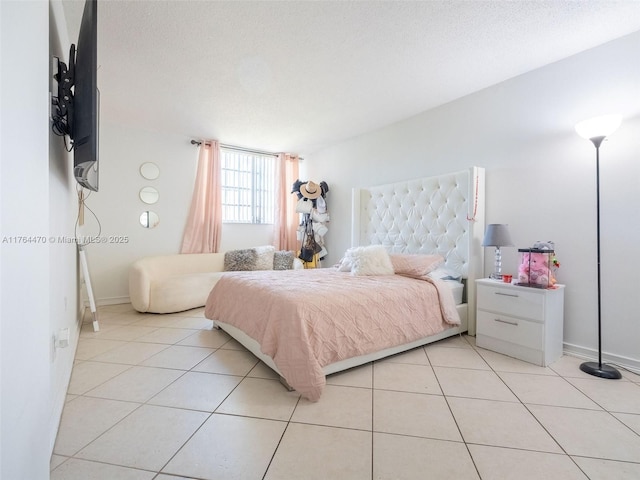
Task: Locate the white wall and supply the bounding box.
[1,3,52,478]
[78,120,196,303]
[302,32,640,372]
[1,2,84,477]
[86,120,274,303]
[1,1,69,478]
[49,0,85,454]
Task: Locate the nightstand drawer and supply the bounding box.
[476,310,543,350]
[477,284,544,321]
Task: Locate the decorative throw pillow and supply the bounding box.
[253,245,276,270]
[273,250,294,270]
[349,245,395,276]
[390,254,445,278]
[224,249,258,271]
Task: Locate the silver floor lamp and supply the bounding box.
[574,114,622,380]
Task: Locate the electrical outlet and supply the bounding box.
[55,328,70,349]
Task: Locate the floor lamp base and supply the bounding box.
[579,361,622,379]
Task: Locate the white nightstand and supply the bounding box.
[475,279,565,366]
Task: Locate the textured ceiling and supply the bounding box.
[62,0,640,155]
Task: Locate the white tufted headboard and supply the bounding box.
[351,166,485,334]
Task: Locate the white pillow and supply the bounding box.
[334,247,354,272]
[348,245,394,276]
[253,245,276,270]
[428,266,463,282]
[335,256,353,272]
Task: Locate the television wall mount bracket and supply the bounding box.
[52,44,76,137]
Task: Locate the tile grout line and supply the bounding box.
[370,359,375,480]
[474,342,600,479]
[430,336,484,479]
[151,320,260,478]
[56,315,640,478]
[57,312,223,477]
[558,376,640,440]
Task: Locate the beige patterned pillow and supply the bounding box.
[224,249,258,271]
[273,250,295,270]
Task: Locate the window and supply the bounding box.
[220,148,276,224]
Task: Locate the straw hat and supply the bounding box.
[300,181,322,199]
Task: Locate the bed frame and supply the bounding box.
[213,166,485,379]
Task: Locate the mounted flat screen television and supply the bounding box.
[52,0,99,191]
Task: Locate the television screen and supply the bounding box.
[71,0,99,191]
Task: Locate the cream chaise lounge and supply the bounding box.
[129,248,302,314]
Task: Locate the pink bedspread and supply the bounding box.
[204,268,460,401]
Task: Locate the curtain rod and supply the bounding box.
[190,139,303,160]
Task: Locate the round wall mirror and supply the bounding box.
[140,211,159,229]
[139,186,159,205]
[140,162,160,180]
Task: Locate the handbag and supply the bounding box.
[295,198,313,214]
[299,245,315,262]
[299,216,321,262]
[311,209,329,223]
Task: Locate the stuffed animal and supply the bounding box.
[518,251,556,286]
[532,241,554,251]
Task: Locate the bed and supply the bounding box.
[204,166,485,401]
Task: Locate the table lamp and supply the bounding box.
[482,224,514,280]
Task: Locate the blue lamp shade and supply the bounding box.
[482,224,514,279]
[482,224,514,247]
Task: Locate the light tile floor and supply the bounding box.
[51,304,640,480]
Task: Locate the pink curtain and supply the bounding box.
[180,141,222,253]
[274,153,300,250]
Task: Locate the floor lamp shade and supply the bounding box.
[575,114,622,380]
[482,224,514,279]
[575,114,622,142]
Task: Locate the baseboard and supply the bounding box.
[563,342,640,375]
[82,295,130,307]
